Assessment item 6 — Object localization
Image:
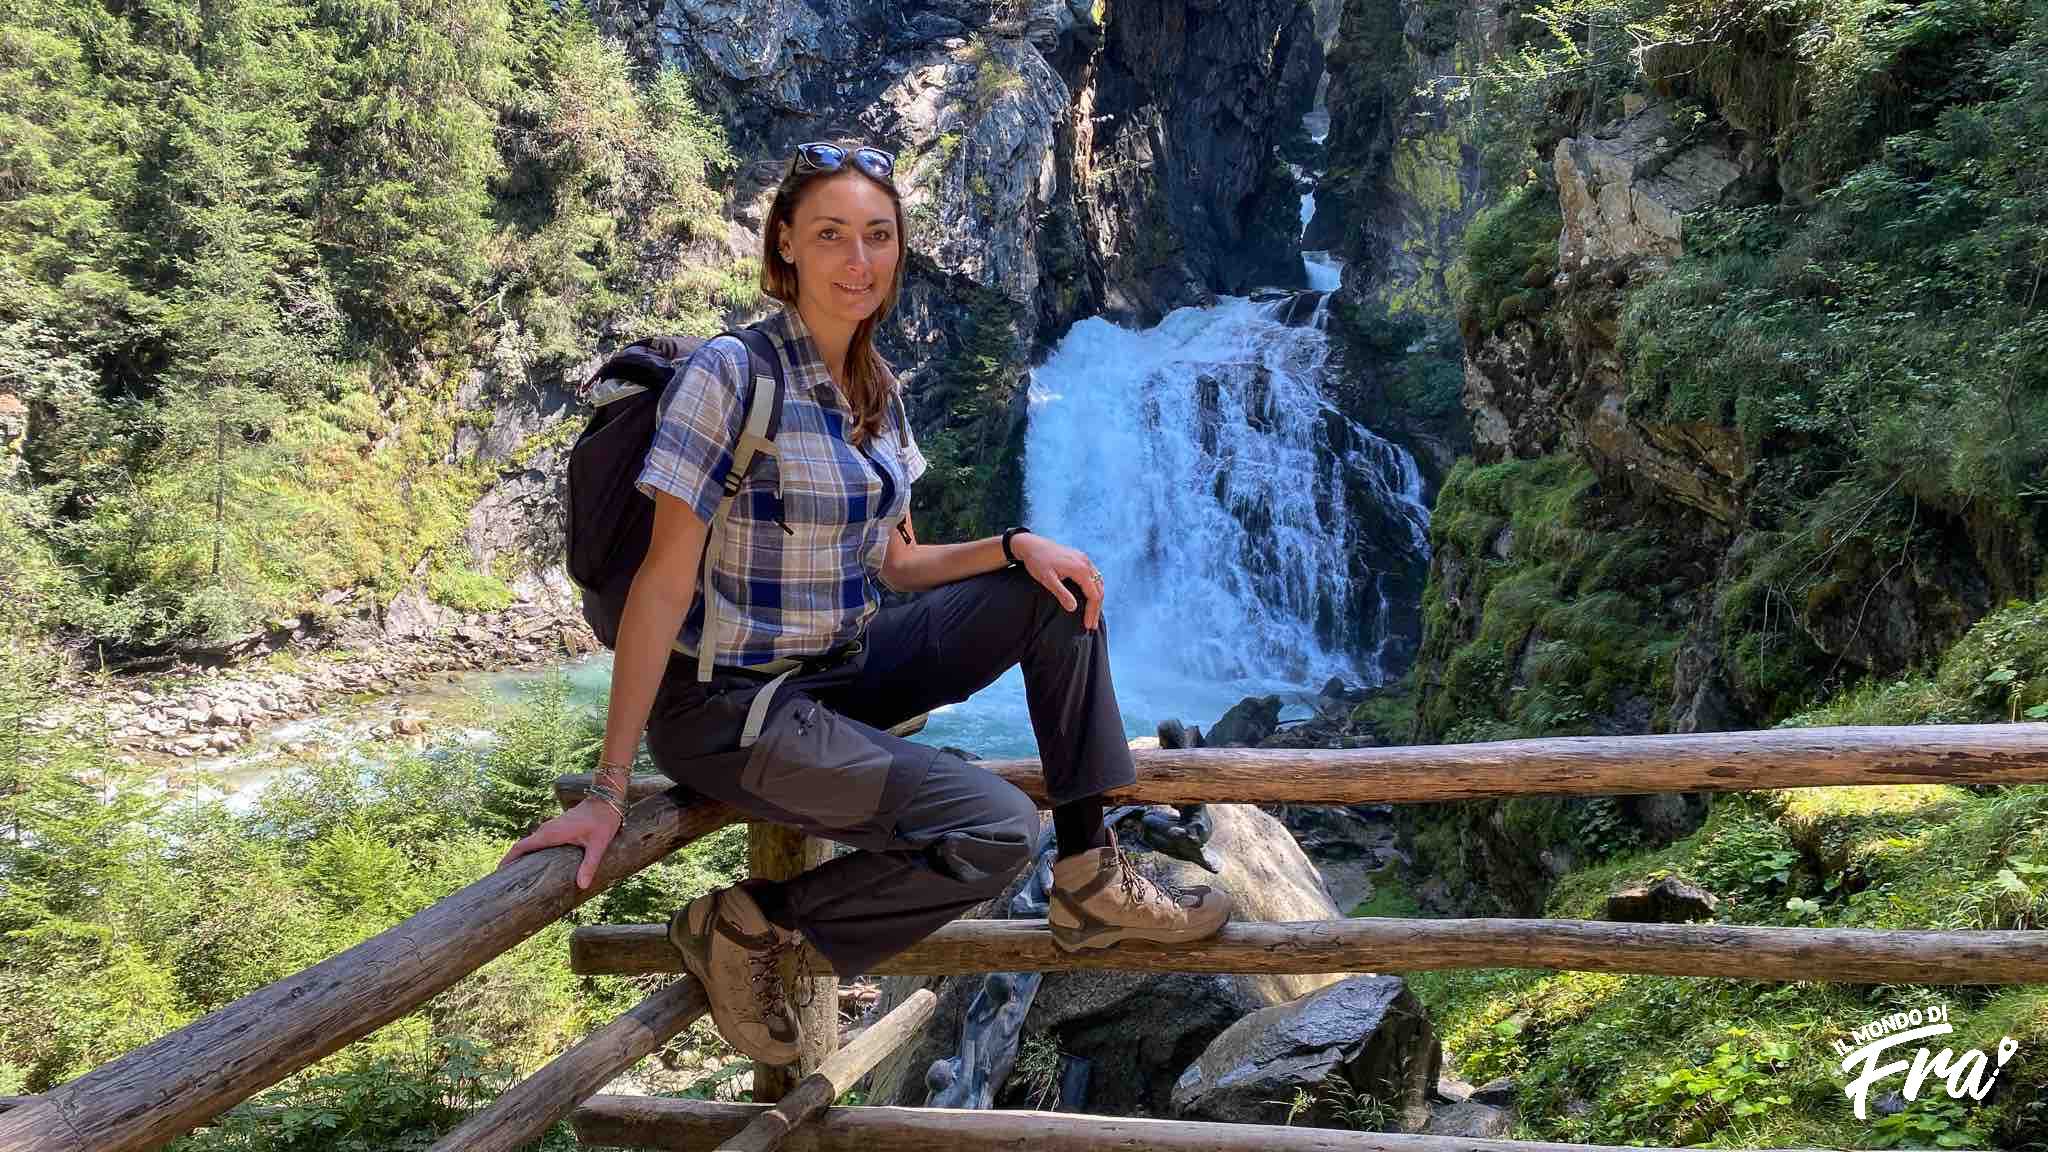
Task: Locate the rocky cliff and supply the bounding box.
[1383,0,2048,915]
[551,0,1321,545]
[1300,0,1486,499]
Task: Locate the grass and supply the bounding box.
[1403,784,2048,1147]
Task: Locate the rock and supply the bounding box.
[1207,694,1282,747]
[1462,319,1574,465]
[210,703,243,728]
[175,734,210,752]
[1421,1099,1514,1137]
[1270,805,1393,863]
[1155,718,1204,749]
[1603,875,1719,923]
[392,714,425,736]
[1319,675,1365,703]
[1171,974,1440,1131]
[863,804,1343,1115]
[1470,1075,1518,1108]
[1554,103,1754,271]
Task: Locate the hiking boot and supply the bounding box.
[1047,832,1232,951]
[668,883,804,1065]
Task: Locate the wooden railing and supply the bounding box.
[1,722,2043,1152]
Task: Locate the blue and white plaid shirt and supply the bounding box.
[636,306,928,667]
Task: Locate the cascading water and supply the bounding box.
[1298,70,1345,292]
[911,67,1427,757]
[906,67,1431,1114]
[913,294,1430,755]
[1032,302,1368,676]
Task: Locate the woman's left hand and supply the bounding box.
[1012,533,1105,632]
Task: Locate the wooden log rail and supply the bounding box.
[571,1097,1838,1151]
[557,723,2048,808]
[717,989,937,1152]
[425,977,709,1152]
[570,916,2048,985]
[12,723,2048,1152]
[0,789,739,1152]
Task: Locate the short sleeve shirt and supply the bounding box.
[634,306,926,666]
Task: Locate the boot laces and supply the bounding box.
[1113,846,1186,909]
[746,930,811,1016]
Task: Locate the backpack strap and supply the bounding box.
[887,381,914,541]
[691,325,786,684]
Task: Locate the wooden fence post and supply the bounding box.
[748,824,839,1102]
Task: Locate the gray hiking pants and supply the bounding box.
[644,564,1137,977]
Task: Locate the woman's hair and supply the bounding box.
[760,139,906,446]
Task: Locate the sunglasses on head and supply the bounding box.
[794,142,896,181]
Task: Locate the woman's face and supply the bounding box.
[779,172,900,331]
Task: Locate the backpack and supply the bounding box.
[564,324,785,682]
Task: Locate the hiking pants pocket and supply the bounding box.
[741,693,905,831]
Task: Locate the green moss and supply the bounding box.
[1407,784,2048,1147]
[1381,132,1469,319]
[1454,181,1560,338]
[1419,455,1682,742]
[426,562,516,613]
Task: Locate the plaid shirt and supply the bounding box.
[635,306,928,667]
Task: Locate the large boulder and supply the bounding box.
[1603,874,1720,923]
[381,585,450,641]
[1171,974,1441,1130]
[1553,103,1758,272]
[1207,694,1282,747]
[860,803,1343,1115]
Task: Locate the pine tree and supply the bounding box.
[313,0,516,349]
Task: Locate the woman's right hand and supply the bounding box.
[497,799,623,890]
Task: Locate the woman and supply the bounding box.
[499,141,1231,1066]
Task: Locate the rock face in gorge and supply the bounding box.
[564,0,1320,544]
[1435,97,1780,745]
[591,0,1317,337]
[1313,0,1495,323]
[1301,0,1485,504]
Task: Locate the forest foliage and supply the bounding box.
[1,0,735,654]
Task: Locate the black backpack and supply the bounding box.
[563,324,785,679]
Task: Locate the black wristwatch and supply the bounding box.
[1001,526,1030,566]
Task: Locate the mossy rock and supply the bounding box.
[1770,784,1973,879]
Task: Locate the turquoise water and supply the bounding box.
[484,655,1303,763]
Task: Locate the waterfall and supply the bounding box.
[1019,295,1428,729]
[912,68,1426,755]
[1298,70,1345,293]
